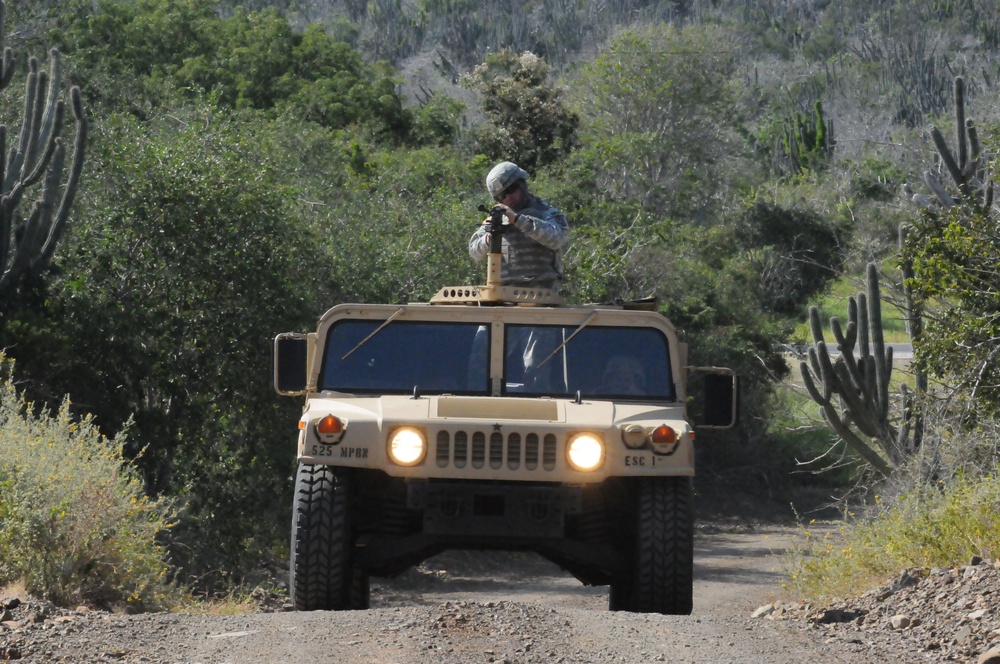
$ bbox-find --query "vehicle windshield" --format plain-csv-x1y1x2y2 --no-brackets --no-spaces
320,320,489,395
504,324,675,400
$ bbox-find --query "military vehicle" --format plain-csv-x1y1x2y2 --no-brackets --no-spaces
273,207,737,614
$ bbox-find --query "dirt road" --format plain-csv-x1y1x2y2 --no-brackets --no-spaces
2,523,897,663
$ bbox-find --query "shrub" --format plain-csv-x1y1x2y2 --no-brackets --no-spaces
786,473,1000,600
0,359,178,610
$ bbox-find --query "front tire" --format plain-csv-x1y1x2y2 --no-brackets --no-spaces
633,476,693,614
610,477,693,615
290,464,368,610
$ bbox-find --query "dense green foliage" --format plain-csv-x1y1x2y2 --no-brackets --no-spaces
1,0,999,602
906,205,1000,412
3,110,331,579
50,0,418,141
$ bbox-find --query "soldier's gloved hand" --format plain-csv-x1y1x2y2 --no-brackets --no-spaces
492,204,518,223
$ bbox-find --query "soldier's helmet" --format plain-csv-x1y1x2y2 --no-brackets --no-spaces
487,161,530,201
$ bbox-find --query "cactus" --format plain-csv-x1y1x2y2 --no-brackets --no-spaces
922,76,994,214
0,0,87,305
898,223,926,452
783,100,835,173
800,263,915,477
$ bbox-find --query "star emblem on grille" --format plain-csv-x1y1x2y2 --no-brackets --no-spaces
492,423,502,432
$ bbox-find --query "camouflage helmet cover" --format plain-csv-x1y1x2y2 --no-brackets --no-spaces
486,161,529,199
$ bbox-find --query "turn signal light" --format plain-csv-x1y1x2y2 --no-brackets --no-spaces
651,425,677,444
313,415,346,444
316,415,343,435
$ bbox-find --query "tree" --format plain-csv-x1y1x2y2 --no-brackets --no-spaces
572,23,744,219
902,75,999,414
904,204,1000,413
463,50,579,172
0,0,87,320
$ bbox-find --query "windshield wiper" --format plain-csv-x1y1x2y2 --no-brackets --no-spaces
340,307,406,360
534,310,600,369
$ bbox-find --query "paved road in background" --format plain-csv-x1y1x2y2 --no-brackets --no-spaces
785,343,912,360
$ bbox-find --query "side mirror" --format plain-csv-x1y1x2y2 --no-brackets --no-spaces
274,334,309,396
686,367,739,429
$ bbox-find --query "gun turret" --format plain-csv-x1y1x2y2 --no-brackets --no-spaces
428,205,563,306
478,204,508,286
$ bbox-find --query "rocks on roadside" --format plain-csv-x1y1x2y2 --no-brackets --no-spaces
979,646,1000,664
0,595,108,660
758,557,1000,662
888,614,911,630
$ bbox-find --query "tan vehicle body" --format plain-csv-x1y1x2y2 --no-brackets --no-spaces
275,258,736,616
291,303,694,482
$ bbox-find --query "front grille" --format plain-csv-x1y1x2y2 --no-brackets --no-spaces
435,430,558,472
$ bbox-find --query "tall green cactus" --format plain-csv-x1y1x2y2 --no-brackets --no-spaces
921,76,993,214
800,263,915,477
783,100,835,173
0,0,88,305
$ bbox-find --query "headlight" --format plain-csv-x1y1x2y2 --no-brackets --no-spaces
387,427,426,466
566,433,605,471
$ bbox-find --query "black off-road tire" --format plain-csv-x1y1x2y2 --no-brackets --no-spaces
632,476,693,615
609,477,693,614
290,464,368,610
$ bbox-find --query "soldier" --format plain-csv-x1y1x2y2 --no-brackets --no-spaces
469,161,569,290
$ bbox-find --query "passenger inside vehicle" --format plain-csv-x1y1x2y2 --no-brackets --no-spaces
599,355,647,396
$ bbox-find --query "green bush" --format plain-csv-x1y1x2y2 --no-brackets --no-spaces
734,199,847,314
0,360,178,610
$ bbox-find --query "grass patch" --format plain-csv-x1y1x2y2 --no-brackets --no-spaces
768,383,861,487
793,276,911,344
785,473,1000,600
0,359,181,611
174,589,263,615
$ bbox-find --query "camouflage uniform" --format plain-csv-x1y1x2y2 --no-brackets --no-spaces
468,193,569,289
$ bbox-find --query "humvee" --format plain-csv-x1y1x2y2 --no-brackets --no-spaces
273,209,737,615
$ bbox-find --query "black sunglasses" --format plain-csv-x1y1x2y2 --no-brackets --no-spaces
495,182,520,201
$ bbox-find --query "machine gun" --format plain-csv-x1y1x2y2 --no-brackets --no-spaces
477,204,510,256
477,204,511,288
